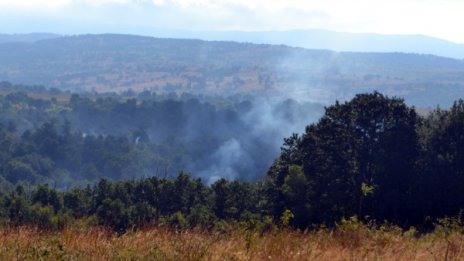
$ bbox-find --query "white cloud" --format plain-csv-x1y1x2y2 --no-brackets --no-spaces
0,0,463,43
0,0,71,9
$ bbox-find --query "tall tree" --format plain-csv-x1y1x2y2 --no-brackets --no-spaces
267,92,419,227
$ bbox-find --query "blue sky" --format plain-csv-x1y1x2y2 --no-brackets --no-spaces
1,0,463,43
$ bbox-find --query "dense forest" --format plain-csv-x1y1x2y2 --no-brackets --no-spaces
0,82,323,188
2,84,464,232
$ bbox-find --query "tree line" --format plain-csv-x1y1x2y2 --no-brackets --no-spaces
0,174,264,233
2,91,464,231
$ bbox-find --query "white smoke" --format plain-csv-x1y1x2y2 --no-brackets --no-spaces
195,98,323,183
200,138,253,184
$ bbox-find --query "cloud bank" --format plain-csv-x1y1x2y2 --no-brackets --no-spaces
0,0,463,43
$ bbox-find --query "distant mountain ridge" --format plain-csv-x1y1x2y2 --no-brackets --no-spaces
150,29,464,59
1,33,464,107
2,29,464,59
0,33,61,43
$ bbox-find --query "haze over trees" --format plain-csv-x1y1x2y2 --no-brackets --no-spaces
1,34,464,106
0,82,323,188
157,29,464,59
2,86,464,232
3,30,464,59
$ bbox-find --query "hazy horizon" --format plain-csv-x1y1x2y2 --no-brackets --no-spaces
0,0,463,44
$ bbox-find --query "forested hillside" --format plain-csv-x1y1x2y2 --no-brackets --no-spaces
0,82,323,188
4,0,464,258
2,91,464,233
1,34,464,106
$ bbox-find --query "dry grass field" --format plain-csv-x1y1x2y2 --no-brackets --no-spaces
0,223,463,261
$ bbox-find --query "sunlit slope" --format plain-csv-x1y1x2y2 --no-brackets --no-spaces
1,34,464,106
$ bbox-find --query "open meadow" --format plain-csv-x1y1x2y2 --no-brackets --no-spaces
1,224,463,261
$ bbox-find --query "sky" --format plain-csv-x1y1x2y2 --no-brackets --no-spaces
0,0,463,43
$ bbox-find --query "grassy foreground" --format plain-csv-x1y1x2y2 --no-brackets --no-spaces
1,224,464,261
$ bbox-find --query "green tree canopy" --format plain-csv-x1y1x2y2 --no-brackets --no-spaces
267,92,419,227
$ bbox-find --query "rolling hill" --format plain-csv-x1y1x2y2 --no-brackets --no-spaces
0,33,60,43
165,29,464,59
1,33,464,106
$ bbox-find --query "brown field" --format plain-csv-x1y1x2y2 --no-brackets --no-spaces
0,225,463,260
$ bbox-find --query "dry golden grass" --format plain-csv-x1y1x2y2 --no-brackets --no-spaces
0,225,463,260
